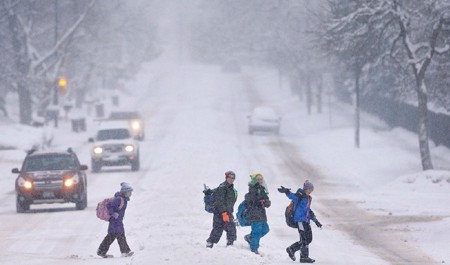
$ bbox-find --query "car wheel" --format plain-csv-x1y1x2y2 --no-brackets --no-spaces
16,195,29,213
91,160,101,173
75,191,87,210
131,157,140,171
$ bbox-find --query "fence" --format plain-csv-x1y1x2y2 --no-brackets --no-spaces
360,95,450,149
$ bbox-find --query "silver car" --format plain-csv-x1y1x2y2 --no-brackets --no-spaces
247,107,281,135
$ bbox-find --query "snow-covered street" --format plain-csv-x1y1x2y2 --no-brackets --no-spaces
1,52,449,265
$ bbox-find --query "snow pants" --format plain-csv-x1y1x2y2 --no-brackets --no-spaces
288,222,312,259
98,232,131,255
207,212,237,244
249,221,270,252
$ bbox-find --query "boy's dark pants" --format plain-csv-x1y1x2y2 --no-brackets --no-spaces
207,213,237,244
98,233,131,254
288,222,312,258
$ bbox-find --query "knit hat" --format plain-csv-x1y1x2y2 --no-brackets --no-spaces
249,173,269,194
303,180,314,191
249,173,263,185
120,182,133,193
225,170,236,178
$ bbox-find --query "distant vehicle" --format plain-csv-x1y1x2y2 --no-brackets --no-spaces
12,148,88,213
108,111,145,140
89,121,140,173
247,107,281,135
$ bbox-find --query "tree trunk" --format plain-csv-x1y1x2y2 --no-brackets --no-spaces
18,84,32,124
416,77,434,170
354,67,360,148
7,6,32,124
306,74,312,115
316,75,322,113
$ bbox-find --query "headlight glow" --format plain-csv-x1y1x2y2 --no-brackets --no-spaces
93,147,103,154
131,120,141,130
64,175,79,187
64,178,74,187
18,177,33,189
125,145,134,152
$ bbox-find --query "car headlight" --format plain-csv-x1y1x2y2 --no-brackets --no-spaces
125,145,134,152
93,146,103,154
131,120,141,130
64,175,79,187
18,177,33,190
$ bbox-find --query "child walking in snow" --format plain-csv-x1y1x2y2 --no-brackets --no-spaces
243,173,271,254
278,180,322,263
206,170,238,248
97,182,134,258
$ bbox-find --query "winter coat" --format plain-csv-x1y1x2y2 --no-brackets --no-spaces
244,182,271,222
214,181,237,214
106,192,128,235
286,188,313,223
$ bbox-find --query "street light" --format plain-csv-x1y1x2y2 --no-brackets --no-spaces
58,77,68,95
53,77,67,105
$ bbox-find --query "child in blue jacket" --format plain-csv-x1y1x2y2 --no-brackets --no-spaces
278,180,322,263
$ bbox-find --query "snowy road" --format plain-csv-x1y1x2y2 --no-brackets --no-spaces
0,60,443,264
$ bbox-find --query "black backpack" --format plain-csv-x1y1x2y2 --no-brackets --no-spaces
285,200,298,228
203,184,217,213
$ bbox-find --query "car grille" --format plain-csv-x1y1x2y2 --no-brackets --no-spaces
104,144,124,153
33,180,63,190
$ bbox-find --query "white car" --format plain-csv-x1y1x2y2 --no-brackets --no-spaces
247,107,281,135
108,111,145,141
89,121,140,172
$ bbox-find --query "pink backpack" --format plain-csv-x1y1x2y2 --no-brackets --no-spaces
96,197,125,221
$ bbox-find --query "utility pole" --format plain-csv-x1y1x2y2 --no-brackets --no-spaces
53,0,59,106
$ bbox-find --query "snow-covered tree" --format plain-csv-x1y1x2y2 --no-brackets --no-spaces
319,0,450,170
0,0,159,125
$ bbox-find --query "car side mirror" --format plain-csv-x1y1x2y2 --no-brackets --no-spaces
12,168,20,174
88,137,94,143
80,165,88,171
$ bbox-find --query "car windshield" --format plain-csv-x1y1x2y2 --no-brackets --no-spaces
109,112,138,120
253,108,277,119
23,155,77,171
96,128,131,141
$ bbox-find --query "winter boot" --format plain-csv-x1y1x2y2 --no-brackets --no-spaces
252,249,260,255
286,247,296,261
97,249,113,258
300,257,315,263
121,251,134,257
226,240,234,246
244,234,251,244
206,241,214,248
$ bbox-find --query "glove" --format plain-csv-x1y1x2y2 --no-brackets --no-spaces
111,212,119,219
314,219,322,229
259,199,266,206
222,212,230,223
277,186,290,194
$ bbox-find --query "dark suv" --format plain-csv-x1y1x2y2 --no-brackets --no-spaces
12,148,88,213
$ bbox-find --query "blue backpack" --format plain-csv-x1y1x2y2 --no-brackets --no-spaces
203,184,216,213
236,201,250,226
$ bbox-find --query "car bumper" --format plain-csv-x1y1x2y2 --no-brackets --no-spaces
92,153,138,166
16,185,84,204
